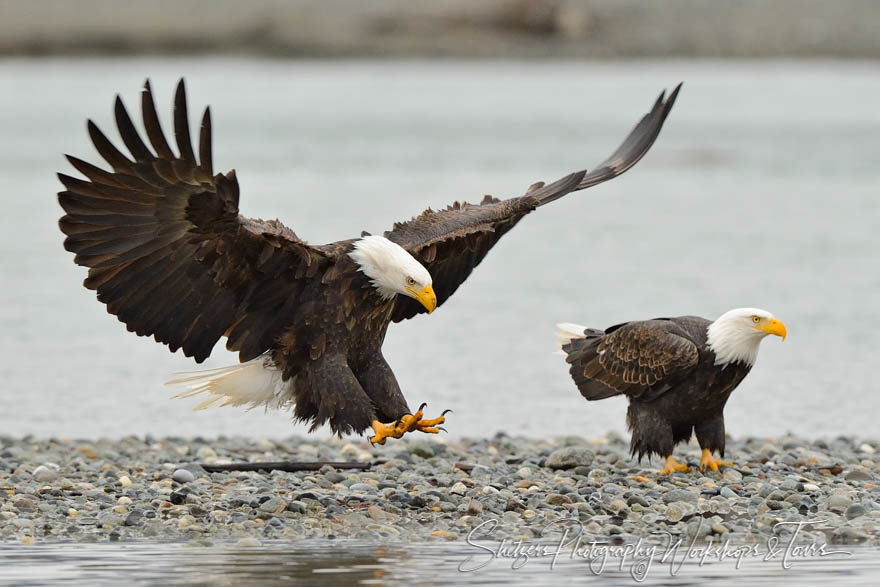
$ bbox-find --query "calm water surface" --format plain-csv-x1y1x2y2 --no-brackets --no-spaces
0,56,879,585
0,540,878,586
0,58,878,441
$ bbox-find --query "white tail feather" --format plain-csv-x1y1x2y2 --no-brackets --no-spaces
554,322,588,354
166,355,292,412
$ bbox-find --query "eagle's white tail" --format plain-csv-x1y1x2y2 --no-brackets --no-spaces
554,322,588,353
165,355,292,411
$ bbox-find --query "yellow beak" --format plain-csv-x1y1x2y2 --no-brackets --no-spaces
407,284,437,313
759,317,787,341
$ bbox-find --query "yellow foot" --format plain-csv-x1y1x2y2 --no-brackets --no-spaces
699,449,733,472
368,403,452,445
369,420,405,445
658,455,689,475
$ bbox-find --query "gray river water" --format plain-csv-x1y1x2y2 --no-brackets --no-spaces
0,540,877,586
2,58,877,441
0,60,880,437
0,57,879,585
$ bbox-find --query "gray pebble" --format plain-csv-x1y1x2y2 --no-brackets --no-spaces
349,483,375,493
32,465,59,483
845,470,874,482
171,469,195,484
0,434,879,545
123,511,143,526
258,497,286,515
845,504,867,520
663,489,698,504
827,494,853,512
449,482,467,496
545,493,572,506
722,468,743,481
627,495,650,507
408,441,436,459
832,527,869,544
545,447,595,470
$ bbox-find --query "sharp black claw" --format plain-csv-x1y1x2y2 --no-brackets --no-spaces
418,402,427,412
441,409,453,416
438,427,448,434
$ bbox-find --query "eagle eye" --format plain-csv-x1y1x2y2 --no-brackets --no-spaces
752,316,760,324
406,277,416,286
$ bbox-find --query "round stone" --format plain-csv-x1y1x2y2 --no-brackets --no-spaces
32,465,58,483
467,500,483,515
544,447,595,470
827,494,853,512
172,469,195,484
845,504,867,520
662,489,699,504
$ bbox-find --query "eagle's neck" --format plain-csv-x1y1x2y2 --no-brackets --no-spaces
706,318,761,367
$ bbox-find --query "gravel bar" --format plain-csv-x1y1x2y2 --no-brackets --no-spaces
1,433,878,546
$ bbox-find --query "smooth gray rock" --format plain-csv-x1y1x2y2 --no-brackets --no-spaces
545,493,572,506
828,494,853,512
172,469,195,484
32,465,58,483
663,489,699,504
720,487,738,498
832,527,869,544
845,504,867,520
845,470,874,481
544,447,595,470
408,441,436,459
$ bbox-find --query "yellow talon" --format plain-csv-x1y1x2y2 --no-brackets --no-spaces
369,420,404,445
368,405,451,445
699,449,733,472
658,455,689,475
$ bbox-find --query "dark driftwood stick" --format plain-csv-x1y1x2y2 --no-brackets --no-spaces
198,461,371,473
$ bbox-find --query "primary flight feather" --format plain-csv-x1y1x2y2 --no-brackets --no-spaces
58,79,680,444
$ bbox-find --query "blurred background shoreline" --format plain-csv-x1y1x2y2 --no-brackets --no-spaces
2,0,879,60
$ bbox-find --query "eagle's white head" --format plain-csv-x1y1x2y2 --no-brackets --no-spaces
706,307,787,366
349,235,436,311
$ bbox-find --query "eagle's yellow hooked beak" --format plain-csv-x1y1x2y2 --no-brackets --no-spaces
407,284,437,313
758,317,787,341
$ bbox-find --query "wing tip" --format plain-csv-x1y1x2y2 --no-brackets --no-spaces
663,81,683,113
175,78,187,100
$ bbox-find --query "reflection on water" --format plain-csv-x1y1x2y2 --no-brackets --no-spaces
0,540,877,586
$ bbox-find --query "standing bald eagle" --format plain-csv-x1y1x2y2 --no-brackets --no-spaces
58,79,679,444
557,308,786,473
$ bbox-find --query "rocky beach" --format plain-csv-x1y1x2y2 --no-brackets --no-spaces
1,433,878,548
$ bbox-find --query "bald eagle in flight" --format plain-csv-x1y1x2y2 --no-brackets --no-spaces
58,80,679,444
557,308,786,474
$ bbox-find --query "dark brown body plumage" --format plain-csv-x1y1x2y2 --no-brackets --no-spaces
561,316,751,460
57,79,679,435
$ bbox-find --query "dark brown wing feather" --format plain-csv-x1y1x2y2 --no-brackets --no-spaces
564,319,699,400
58,79,333,363
386,83,681,321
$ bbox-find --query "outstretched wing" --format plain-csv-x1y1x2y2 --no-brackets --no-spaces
58,80,333,363
386,83,681,321
566,319,699,400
